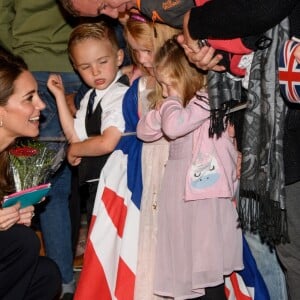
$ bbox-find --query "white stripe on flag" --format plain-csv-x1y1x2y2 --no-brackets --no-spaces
90,150,140,298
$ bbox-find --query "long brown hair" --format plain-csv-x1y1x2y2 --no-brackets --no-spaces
0,47,28,200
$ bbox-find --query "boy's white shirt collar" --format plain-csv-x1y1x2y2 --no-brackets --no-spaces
93,70,123,101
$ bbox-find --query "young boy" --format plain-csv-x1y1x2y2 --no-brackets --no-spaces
47,22,129,226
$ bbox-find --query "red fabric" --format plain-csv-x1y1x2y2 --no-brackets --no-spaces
230,54,247,77
194,0,252,77
102,187,127,237
208,39,252,54
74,241,112,300
115,258,135,300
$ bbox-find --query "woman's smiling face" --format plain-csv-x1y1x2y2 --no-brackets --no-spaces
0,70,45,140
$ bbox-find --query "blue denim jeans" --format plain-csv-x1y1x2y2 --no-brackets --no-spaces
244,232,288,300
33,72,81,285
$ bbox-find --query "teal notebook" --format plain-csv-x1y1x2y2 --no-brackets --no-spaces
2,183,51,208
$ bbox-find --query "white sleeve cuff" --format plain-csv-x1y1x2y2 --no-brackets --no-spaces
291,36,300,43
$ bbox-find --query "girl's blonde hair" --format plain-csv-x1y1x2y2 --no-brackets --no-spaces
124,14,179,71
153,38,207,107
123,14,179,108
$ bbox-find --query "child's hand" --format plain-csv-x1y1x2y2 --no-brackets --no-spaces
121,64,143,85
67,143,82,166
227,123,236,139
47,74,65,99
155,99,164,110
226,123,242,179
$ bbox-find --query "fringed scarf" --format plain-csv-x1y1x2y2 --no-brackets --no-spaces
238,18,290,246
207,71,243,137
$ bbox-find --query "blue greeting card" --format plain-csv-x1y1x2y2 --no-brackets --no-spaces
2,183,51,208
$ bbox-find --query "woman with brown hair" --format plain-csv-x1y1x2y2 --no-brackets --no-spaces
0,47,61,300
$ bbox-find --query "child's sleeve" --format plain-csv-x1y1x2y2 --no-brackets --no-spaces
159,95,210,140
74,91,90,141
136,109,163,142
101,84,128,134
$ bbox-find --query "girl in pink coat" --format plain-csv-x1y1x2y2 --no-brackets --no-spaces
137,38,243,299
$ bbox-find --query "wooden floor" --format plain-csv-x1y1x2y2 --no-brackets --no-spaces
35,230,46,256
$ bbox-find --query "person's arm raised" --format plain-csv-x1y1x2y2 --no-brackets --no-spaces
47,74,80,143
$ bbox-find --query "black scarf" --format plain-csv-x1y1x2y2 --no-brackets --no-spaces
238,18,290,246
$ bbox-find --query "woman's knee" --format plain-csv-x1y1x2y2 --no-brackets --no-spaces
8,225,40,262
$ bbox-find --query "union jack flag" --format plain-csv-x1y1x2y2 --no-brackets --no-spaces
279,40,300,103
225,236,270,300
74,78,269,299
74,79,142,300
75,156,269,300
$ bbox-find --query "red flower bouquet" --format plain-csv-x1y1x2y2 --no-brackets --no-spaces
9,139,57,191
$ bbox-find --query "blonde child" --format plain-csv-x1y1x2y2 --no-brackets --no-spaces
137,38,243,299
123,13,180,300
47,22,129,226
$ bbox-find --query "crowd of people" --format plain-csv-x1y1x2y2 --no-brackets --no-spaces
1,0,300,299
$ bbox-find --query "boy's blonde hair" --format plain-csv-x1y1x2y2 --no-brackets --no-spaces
68,22,120,62
153,38,207,107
